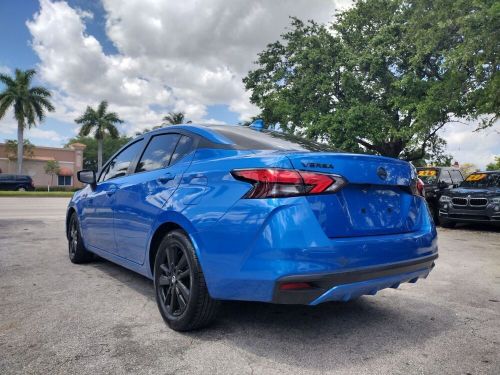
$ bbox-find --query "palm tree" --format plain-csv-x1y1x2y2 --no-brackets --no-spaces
75,101,123,171
0,69,54,174
162,112,186,125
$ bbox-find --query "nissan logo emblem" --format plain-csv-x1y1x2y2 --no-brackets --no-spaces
377,167,387,180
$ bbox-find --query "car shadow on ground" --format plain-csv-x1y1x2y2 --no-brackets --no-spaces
449,223,500,233
89,257,456,370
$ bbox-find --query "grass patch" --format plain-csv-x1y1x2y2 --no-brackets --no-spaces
0,191,75,197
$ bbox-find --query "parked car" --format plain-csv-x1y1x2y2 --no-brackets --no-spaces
0,174,35,191
438,170,500,227
416,167,464,223
66,124,438,331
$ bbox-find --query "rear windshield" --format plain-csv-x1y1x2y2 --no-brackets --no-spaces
460,173,500,188
210,126,335,152
417,168,438,184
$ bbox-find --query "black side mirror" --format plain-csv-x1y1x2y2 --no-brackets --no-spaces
77,170,96,186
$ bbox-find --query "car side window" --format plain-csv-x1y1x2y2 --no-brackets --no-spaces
439,170,452,184
449,170,463,184
100,140,145,182
170,135,194,165
136,134,180,173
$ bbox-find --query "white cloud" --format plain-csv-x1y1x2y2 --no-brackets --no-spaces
26,0,350,135
0,65,12,75
439,120,500,169
26,127,67,143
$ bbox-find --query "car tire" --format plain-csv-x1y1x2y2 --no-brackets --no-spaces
68,213,94,263
439,218,456,228
154,229,219,331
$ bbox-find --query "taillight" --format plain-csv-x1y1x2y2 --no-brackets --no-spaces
231,168,347,199
409,177,425,197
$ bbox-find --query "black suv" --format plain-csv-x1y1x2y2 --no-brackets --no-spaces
417,167,464,223
438,171,500,227
0,174,35,191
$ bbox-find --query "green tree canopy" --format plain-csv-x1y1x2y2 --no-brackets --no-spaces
0,69,54,173
4,139,35,160
75,100,123,170
66,135,131,171
243,0,499,161
486,156,500,171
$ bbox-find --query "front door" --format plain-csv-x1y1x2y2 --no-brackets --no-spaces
113,133,195,264
82,139,145,255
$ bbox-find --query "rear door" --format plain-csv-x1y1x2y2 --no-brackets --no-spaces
113,133,196,264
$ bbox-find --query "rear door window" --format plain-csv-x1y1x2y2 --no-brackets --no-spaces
136,134,180,173
170,135,194,165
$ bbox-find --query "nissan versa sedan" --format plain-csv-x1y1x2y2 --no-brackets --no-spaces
66,124,438,331
438,170,500,227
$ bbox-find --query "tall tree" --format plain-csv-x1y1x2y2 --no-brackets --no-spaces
486,156,500,171
162,112,185,125
65,135,131,171
243,0,499,161
44,160,60,192
0,69,54,173
75,101,123,171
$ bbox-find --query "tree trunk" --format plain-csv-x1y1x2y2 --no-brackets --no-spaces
97,138,103,172
17,122,24,174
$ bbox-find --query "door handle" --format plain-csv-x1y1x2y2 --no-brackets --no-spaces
158,173,175,184
106,185,117,196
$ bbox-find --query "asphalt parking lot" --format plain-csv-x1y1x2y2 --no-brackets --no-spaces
0,197,499,375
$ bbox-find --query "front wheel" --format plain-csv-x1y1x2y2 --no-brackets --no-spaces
68,213,94,263
154,230,219,331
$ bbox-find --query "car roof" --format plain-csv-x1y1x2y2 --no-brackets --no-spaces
145,124,236,145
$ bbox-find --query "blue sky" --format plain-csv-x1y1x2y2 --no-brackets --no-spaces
0,0,246,148
0,0,498,167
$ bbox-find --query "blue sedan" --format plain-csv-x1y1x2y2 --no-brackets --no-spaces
66,124,438,331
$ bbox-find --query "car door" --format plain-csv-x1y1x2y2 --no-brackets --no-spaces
81,139,145,254
113,133,196,264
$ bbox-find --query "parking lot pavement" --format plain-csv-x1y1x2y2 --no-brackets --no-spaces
0,198,499,375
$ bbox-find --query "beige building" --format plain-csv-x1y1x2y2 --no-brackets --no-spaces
0,142,86,188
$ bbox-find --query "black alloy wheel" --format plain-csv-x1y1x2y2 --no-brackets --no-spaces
68,213,93,263
154,230,219,331
157,241,192,317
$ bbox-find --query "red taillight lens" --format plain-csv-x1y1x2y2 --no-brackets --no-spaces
231,168,347,199
417,178,425,196
279,282,313,291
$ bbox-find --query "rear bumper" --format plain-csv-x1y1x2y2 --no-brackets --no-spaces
273,254,437,305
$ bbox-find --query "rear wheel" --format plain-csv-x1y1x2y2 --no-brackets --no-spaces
68,213,94,263
154,230,219,331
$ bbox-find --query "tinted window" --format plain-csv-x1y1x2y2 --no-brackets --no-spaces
210,126,335,151
440,170,452,184
16,175,30,181
170,135,194,165
100,140,144,182
0,175,13,181
449,169,463,184
460,173,500,188
136,134,180,173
